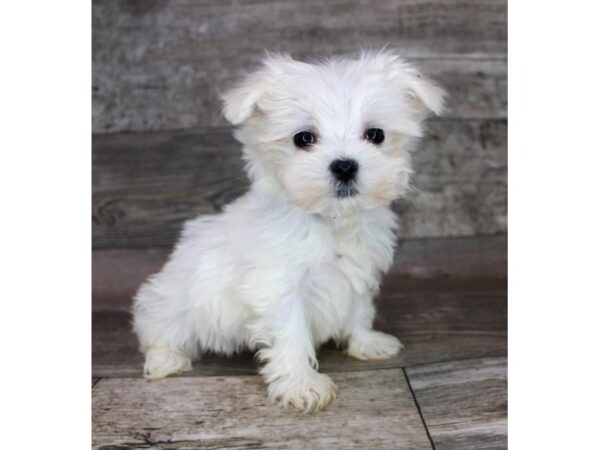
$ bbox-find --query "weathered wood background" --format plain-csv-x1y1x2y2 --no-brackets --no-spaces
92,1,507,448
92,0,507,248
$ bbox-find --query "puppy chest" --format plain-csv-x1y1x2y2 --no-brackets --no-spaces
302,253,379,329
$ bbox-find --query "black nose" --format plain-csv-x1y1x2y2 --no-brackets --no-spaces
330,159,359,182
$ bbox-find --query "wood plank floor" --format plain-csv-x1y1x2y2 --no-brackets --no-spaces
92,236,507,449
406,357,508,449
94,370,432,450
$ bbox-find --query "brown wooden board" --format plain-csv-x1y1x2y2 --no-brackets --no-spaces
93,0,507,133
392,235,507,279
93,279,506,378
92,369,432,450
93,120,507,249
92,235,506,311
406,357,507,449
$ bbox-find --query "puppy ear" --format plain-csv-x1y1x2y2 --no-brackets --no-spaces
221,69,268,125
365,50,447,117
403,66,447,117
221,53,296,125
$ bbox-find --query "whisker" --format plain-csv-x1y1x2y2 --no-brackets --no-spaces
405,184,432,210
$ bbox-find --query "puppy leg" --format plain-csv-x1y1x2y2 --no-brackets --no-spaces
143,345,193,379
252,296,337,412
346,296,404,361
133,284,196,379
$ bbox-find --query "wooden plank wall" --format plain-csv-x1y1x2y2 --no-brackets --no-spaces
92,0,507,248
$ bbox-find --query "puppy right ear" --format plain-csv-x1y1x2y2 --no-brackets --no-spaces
222,69,268,125
221,53,295,126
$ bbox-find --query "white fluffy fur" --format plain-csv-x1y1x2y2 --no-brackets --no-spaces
133,50,445,412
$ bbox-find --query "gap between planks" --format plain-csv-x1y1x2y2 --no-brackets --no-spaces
404,367,437,450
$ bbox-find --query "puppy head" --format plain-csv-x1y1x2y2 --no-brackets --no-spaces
222,50,446,216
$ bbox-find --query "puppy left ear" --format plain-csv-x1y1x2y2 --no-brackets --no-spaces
368,51,447,118
403,67,447,117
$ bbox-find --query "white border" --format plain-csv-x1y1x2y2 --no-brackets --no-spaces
2,0,600,448
0,1,91,448
510,1,600,448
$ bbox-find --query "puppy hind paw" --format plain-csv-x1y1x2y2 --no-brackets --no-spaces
143,346,193,379
346,331,404,361
268,371,338,413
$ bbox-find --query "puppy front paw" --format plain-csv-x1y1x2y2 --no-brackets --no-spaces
346,330,404,361
267,371,337,413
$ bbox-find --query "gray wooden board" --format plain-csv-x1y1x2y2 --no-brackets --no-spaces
93,56,506,134
92,369,432,450
406,357,507,450
92,282,506,378
93,0,507,133
93,119,507,248
93,235,506,311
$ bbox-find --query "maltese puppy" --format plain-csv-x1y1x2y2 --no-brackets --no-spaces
133,50,445,412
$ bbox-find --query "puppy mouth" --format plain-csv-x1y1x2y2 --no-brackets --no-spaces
334,182,359,198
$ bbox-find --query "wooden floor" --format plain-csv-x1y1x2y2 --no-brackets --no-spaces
92,236,507,450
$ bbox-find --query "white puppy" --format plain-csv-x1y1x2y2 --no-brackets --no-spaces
133,50,445,412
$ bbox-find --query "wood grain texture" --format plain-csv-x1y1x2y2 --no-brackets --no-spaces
406,357,507,449
392,235,506,279
92,369,432,450
92,0,507,133
92,235,506,311
93,120,507,248
93,248,169,311
92,279,506,378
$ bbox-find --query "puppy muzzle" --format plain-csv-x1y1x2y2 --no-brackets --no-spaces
330,159,359,198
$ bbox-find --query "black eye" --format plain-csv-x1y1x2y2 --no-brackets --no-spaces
365,128,385,144
293,131,316,149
